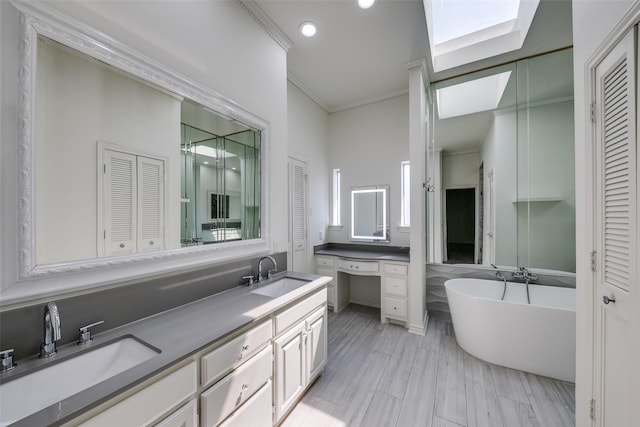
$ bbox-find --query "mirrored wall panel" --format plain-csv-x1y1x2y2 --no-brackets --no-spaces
180,104,260,246
34,35,261,265
427,48,575,273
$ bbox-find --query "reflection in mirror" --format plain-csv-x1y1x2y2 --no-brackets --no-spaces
34,35,261,266
180,104,260,246
350,187,389,242
427,48,575,273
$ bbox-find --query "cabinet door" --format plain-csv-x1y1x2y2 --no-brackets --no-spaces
274,322,306,422
305,306,327,382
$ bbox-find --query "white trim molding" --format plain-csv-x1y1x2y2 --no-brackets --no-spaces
238,0,293,52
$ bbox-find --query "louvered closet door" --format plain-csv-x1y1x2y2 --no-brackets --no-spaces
594,27,637,427
137,156,165,252
104,150,137,256
288,157,308,272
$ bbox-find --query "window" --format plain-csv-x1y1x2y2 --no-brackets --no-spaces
332,168,341,226
401,161,410,226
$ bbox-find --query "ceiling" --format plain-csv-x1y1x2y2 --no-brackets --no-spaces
254,0,573,116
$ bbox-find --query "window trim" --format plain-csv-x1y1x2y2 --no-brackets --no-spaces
331,168,341,226
401,161,410,227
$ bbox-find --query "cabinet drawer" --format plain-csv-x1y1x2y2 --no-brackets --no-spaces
275,289,327,335
154,399,197,427
382,262,408,276
383,296,408,320
219,381,272,427
337,259,378,274
81,362,197,427
316,256,335,268
383,277,407,297
201,346,272,427
201,319,272,387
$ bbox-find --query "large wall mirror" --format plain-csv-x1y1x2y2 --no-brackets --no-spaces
10,2,269,292
427,48,575,273
350,186,389,243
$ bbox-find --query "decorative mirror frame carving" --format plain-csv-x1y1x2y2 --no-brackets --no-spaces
11,2,271,286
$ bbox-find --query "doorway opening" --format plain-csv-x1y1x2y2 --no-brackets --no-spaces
444,187,476,264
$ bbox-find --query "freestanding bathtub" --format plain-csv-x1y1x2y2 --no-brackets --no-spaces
444,278,576,382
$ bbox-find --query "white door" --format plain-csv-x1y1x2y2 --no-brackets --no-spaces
593,27,637,427
288,157,308,272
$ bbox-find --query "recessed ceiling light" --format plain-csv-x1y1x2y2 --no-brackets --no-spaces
358,0,376,9
299,21,317,37
203,161,209,164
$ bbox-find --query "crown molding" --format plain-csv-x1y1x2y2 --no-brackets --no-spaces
238,0,293,52
287,72,330,112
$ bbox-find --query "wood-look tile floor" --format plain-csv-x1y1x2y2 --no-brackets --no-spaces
281,304,575,427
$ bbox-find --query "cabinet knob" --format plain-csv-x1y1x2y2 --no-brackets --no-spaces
119,243,125,248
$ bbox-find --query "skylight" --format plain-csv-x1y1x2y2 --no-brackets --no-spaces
436,71,511,119
424,0,539,72
431,0,519,45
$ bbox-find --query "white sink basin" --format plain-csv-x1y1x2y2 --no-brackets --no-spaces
250,277,309,298
0,336,159,426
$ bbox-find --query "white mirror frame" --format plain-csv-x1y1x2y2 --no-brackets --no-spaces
5,1,270,300
350,187,388,242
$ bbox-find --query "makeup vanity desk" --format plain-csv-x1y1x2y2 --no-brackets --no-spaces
313,244,410,325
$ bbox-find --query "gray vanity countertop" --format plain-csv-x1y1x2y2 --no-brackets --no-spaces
8,271,331,427
315,248,410,263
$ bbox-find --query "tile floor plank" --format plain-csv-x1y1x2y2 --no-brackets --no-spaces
282,305,575,427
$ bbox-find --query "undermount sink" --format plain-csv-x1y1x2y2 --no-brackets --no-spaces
0,336,159,426
250,277,309,298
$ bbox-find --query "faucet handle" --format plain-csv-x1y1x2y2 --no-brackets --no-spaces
0,349,16,373
267,269,276,279
78,320,104,345
242,275,255,285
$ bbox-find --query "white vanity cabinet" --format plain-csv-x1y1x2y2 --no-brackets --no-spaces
314,254,409,327
381,262,409,323
66,284,328,427
273,290,328,423
77,361,198,427
200,319,273,427
315,255,336,309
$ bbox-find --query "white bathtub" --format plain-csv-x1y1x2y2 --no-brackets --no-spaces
444,278,576,382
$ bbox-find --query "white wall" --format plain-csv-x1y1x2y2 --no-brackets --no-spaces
517,101,575,272
572,1,636,426
482,112,518,266
0,0,288,298
327,94,410,247
287,82,330,272
35,38,181,264
441,151,480,188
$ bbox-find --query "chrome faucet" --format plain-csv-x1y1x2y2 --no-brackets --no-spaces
513,267,538,284
258,256,277,281
512,267,537,304
40,302,61,358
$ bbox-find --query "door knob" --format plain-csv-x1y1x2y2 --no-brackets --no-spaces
603,295,616,304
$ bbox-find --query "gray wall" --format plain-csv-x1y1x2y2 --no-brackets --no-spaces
0,253,286,360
